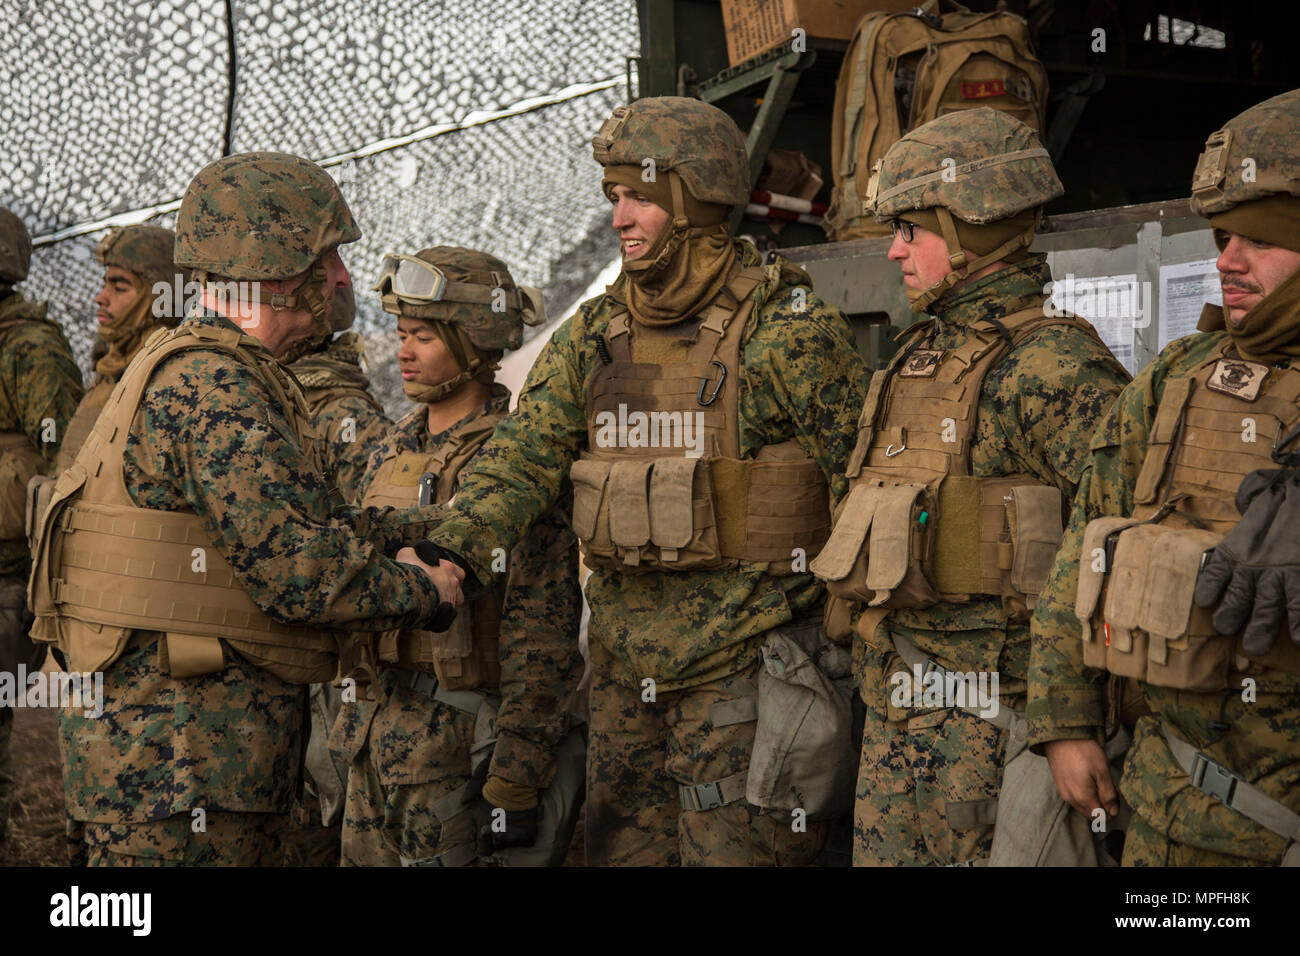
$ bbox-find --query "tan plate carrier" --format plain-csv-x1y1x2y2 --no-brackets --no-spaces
26,323,338,684
1075,342,1300,690
572,265,831,575
359,411,503,690
813,307,1092,617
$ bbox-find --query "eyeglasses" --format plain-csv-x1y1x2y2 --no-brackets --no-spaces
889,219,916,243
372,253,448,302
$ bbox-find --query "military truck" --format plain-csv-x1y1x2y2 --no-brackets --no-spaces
630,0,1300,371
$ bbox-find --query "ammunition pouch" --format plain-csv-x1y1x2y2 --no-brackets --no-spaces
813,473,1063,614
1076,518,1233,691
570,449,829,575
746,622,857,819
374,592,501,692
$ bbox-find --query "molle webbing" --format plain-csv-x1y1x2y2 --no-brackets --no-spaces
1129,342,1300,676
583,266,831,569
360,407,502,689
57,378,114,471
28,323,337,682
835,307,1093,599
362,412,504,509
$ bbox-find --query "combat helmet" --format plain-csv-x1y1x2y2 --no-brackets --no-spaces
175,151,359,354
866,108,1062,310
592,96,750,211
1190,89,1300,252
373,245,546,402
0,205,32,285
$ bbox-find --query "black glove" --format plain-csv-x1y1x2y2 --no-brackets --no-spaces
461,752,539,856
1194,467,1300,654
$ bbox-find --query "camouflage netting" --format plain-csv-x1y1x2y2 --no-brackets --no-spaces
1,0,637,414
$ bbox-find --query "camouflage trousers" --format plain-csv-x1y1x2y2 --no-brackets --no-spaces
854,651,1020,866
333,670,482,867
584,640,828,867
82,811,288,866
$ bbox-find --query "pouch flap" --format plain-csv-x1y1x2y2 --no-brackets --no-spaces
1104,524,1160,631
608,459,652,548
162,632,226,678
809,482,878,582
1008,484,1065,596
866,483,926,594
569,458,610,541
1076,516,1141,626
648,457,697,550
388,452,435,486
1138,528,1222,640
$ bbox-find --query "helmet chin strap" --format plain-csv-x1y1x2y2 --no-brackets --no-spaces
265,261,334,364
909,207,1039,313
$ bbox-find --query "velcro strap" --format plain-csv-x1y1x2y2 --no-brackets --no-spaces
932,476,983,595
162,632,226,678
1161,725,1300,848
710,695,758,728
679,770,749,812
607,460,652,550
648,457,696,550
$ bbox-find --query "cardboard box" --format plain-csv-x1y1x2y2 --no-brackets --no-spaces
720,0,917,67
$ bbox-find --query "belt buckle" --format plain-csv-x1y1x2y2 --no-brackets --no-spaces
687,781,724,812
1190,750,1240,805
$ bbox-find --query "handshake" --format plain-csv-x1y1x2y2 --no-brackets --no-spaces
396,540,473,631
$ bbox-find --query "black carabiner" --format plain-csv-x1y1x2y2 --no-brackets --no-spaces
697,360,726,406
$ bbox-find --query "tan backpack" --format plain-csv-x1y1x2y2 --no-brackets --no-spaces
825,1,1049,240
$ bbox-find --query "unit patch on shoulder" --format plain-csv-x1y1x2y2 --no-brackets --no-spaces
1205,358,1269,401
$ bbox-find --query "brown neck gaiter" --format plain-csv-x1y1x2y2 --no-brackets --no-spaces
603,166,738,328
1216,263,1300,363
95,274,159,379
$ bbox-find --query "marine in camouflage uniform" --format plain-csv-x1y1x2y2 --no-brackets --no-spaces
1029,91,1300,866
282,285,391,866
289,286,391,502
420,98,869,866
331,246,583,867
829,110,1129,866
51,224,183,864
57,224,184,470
27,153,462,866
0,205,82,850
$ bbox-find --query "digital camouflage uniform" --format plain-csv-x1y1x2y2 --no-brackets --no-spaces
0,206,83,850
843,110,1130,866
52,223,181,864
289,292,392,503
283,302,391,867
36,153,447,866
333,388,583,866
332,245,582,867
1029,91,1300,866
423,216,867,863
